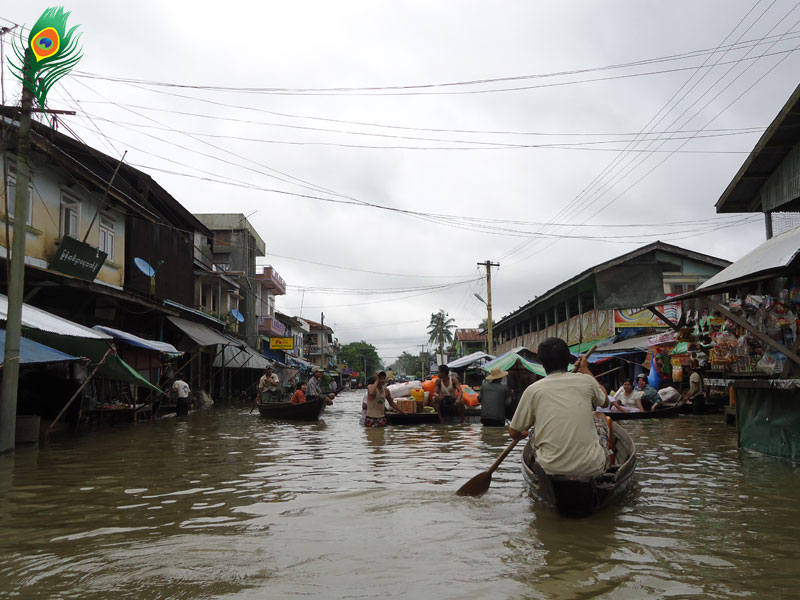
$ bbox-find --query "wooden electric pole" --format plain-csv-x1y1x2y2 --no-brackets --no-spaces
0,54,34,453
478,260,499,356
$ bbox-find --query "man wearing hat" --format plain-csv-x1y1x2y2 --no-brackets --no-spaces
307,366,335,405
479,367,512,426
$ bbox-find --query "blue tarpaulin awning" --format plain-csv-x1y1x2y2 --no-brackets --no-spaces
0,330,80,365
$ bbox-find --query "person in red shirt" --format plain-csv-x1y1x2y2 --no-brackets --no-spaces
290,383,308,404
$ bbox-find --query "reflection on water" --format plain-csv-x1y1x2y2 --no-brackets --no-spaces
1,391,799,599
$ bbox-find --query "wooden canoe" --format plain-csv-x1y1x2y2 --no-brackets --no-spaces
607,403,680,421
384,406,482,425
521,423,636,517
257,396,327,421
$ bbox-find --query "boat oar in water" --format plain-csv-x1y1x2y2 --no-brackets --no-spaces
456,344,598,497
455,438,520,497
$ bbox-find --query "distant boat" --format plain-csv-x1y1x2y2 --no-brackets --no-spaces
257,396,327,421
521,423,636,517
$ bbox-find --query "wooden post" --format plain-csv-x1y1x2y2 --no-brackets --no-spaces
647,306,681,333
48,349,113,433
0,62,34,453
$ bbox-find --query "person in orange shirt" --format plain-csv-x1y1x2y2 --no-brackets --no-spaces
290,383,308,404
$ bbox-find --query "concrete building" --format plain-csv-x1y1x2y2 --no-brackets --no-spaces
493,241,731,355
193,214,273,349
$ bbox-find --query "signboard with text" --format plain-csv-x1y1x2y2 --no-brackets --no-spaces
269,337,294,350
49,236,106,281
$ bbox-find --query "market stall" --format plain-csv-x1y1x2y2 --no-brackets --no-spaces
647,225,800,462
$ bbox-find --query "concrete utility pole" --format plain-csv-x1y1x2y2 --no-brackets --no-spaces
419,343,426,379
0,60,34,453
320,312,325,372
478,260,499,356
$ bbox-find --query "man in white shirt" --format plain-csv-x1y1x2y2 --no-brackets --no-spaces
509,338,609,477
171,374,191,417
258,366,281,403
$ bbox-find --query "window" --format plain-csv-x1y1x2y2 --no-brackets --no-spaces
213,262,231,272
214,230,231,246
98,215,115,261
60,194,81,239
6,161,33,226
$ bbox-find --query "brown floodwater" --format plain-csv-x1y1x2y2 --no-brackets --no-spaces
1,390,799,599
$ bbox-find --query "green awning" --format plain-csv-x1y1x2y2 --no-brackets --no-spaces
23,330,163,395
482,352,547,377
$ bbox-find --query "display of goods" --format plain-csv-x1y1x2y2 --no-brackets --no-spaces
387,380,422,399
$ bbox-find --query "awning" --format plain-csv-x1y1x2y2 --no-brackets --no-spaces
93,325,181,355
213,334,271,370
0,297,162,394
0,293,112,340
448,351,495,370
593,335,653,352
696,224,800,293
482,351,547,377
0,330,80,365
286,354,313,370
262,348,287,366
167,316,232,347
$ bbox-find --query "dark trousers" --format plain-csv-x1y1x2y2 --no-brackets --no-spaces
176,397,189,417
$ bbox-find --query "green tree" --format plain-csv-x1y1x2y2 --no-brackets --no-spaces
478,317,494,331
340,341,382,383
428,310,456,363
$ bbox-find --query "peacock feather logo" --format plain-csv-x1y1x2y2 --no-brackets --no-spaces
8,7,82,118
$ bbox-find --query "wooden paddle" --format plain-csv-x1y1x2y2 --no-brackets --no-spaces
455,438,520,497
455,344,598,497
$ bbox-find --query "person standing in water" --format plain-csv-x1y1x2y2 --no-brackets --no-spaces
364,371,408,427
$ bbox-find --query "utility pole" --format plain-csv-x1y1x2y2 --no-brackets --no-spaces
320,312,325,374
419,343,426,380
0,54,34,453
478,260,500,356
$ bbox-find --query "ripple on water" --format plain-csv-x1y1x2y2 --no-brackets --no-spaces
1,397,799,599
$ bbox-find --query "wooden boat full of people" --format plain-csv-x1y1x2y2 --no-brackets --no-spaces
522,421,636,517
256,396,327,421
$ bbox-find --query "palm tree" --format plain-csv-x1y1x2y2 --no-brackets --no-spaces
427,310,456,364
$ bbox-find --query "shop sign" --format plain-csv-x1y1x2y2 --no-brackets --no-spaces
269,337,294,350
615,306,672,328
49,236,107,281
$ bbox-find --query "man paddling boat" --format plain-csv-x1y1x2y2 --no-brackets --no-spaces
508,337,611,477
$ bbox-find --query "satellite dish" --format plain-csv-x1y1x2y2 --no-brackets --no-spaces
134,257,156,277
231,309,245,323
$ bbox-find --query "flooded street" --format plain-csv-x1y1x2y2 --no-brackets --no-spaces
2,390,799,599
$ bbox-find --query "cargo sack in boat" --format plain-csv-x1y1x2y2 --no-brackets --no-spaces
387,380,423,399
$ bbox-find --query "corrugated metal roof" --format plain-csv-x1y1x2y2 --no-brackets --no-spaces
696,224,800,292
93,325,181,354
167,316,232,347
0,294,111,339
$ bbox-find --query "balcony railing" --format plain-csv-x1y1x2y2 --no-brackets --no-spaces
256,266,286,295
258,316,287,337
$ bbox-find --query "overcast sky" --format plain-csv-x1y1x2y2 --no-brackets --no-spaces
3,1,798,364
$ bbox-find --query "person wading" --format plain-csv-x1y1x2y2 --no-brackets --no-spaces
363,370,408,427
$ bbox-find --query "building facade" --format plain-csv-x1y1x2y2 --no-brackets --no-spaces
493,242,731,355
